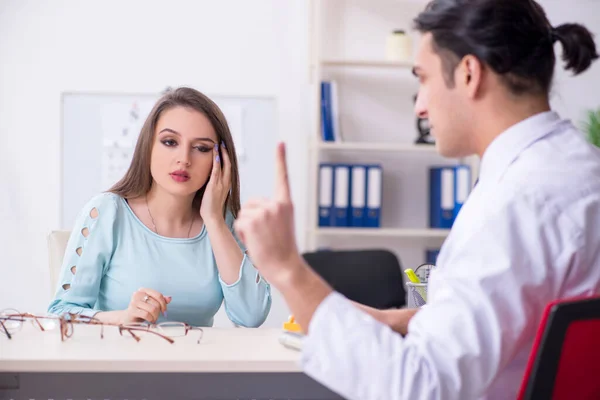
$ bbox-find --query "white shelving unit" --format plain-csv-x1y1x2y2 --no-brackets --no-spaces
313,228,451,238
321,59,414,68
315,141,439,153
305,0,479,257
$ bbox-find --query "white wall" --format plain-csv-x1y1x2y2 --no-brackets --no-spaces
0,0,310,328
542,0,600,122
1,0,599,325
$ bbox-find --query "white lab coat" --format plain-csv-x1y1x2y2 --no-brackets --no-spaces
301,111,600,400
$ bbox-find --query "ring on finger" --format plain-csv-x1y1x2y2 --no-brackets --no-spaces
143,295,150,303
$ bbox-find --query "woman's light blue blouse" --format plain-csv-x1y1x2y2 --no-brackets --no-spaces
48,193,271,327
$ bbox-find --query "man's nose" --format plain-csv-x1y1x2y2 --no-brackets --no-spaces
414,93,428,119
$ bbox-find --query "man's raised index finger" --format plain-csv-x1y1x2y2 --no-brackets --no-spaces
275,142,291,202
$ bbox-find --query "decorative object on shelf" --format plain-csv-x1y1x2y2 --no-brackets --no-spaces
414,94,435,145
386,30,412,62
582,108,600,148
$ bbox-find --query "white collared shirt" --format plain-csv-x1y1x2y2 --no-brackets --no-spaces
302,111,600,400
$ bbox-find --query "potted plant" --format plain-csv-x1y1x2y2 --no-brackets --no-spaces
582,108,600,148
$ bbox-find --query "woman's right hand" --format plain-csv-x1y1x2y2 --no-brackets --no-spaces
121,288,171,324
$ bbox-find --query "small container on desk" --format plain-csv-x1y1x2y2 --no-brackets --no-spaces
279,316,304,351
406,282,428,308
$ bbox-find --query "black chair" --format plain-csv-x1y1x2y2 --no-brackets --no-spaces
302,249,406,309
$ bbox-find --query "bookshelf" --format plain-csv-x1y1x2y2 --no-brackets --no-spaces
321,59,414,68
315,141,439,153
305,0,479,264
313,228,450,239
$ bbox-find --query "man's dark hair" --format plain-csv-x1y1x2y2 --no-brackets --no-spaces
413,0,599,95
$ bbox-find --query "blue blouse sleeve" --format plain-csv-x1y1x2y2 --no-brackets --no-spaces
47,193,119,318
218,210,272,327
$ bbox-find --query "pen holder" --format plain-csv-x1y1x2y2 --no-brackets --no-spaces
406,282,428,308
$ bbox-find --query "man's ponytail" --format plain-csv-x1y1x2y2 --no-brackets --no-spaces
553,23,599,75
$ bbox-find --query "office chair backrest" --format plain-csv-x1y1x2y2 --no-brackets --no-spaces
302,249,406,309
518,296,600,400
47,230,71,296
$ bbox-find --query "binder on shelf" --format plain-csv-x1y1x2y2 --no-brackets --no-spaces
426,249,440,265
330,80,343,142
318,164,334,227
365,164,382,228
429,166,455,228
333,164,351,227
320,81,334,142
350,165,367,227
454,164,471,219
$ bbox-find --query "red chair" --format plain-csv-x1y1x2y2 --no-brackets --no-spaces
518,296,600,399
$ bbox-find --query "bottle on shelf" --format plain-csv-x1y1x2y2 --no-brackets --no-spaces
385,30,412,63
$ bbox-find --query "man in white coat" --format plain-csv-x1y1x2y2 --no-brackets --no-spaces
235,0,600,398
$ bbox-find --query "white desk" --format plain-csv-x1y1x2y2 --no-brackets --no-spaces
0,324,342,400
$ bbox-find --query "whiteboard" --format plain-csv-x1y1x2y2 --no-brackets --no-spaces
60,92,277,229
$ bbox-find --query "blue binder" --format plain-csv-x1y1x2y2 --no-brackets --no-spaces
333,164,350,227
350,165,367,227
365,164,382,228
318,164,334,227
429,166,455,228
454,165,471,220
426,249,440,265
320,82,334,142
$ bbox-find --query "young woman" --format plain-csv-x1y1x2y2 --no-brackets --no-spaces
48,87,271,328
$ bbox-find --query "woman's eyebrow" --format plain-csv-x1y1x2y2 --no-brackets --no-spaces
159,128,216,143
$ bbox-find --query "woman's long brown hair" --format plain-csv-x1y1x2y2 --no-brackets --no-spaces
108,87,241,218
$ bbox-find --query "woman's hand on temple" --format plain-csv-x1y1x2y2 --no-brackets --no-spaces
200,142,231,225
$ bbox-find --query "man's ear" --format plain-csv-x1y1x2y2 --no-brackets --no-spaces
457,55,483,99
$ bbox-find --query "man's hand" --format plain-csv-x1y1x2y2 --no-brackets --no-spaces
352,301,420,336
235,142,303,287
235,142,333,332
